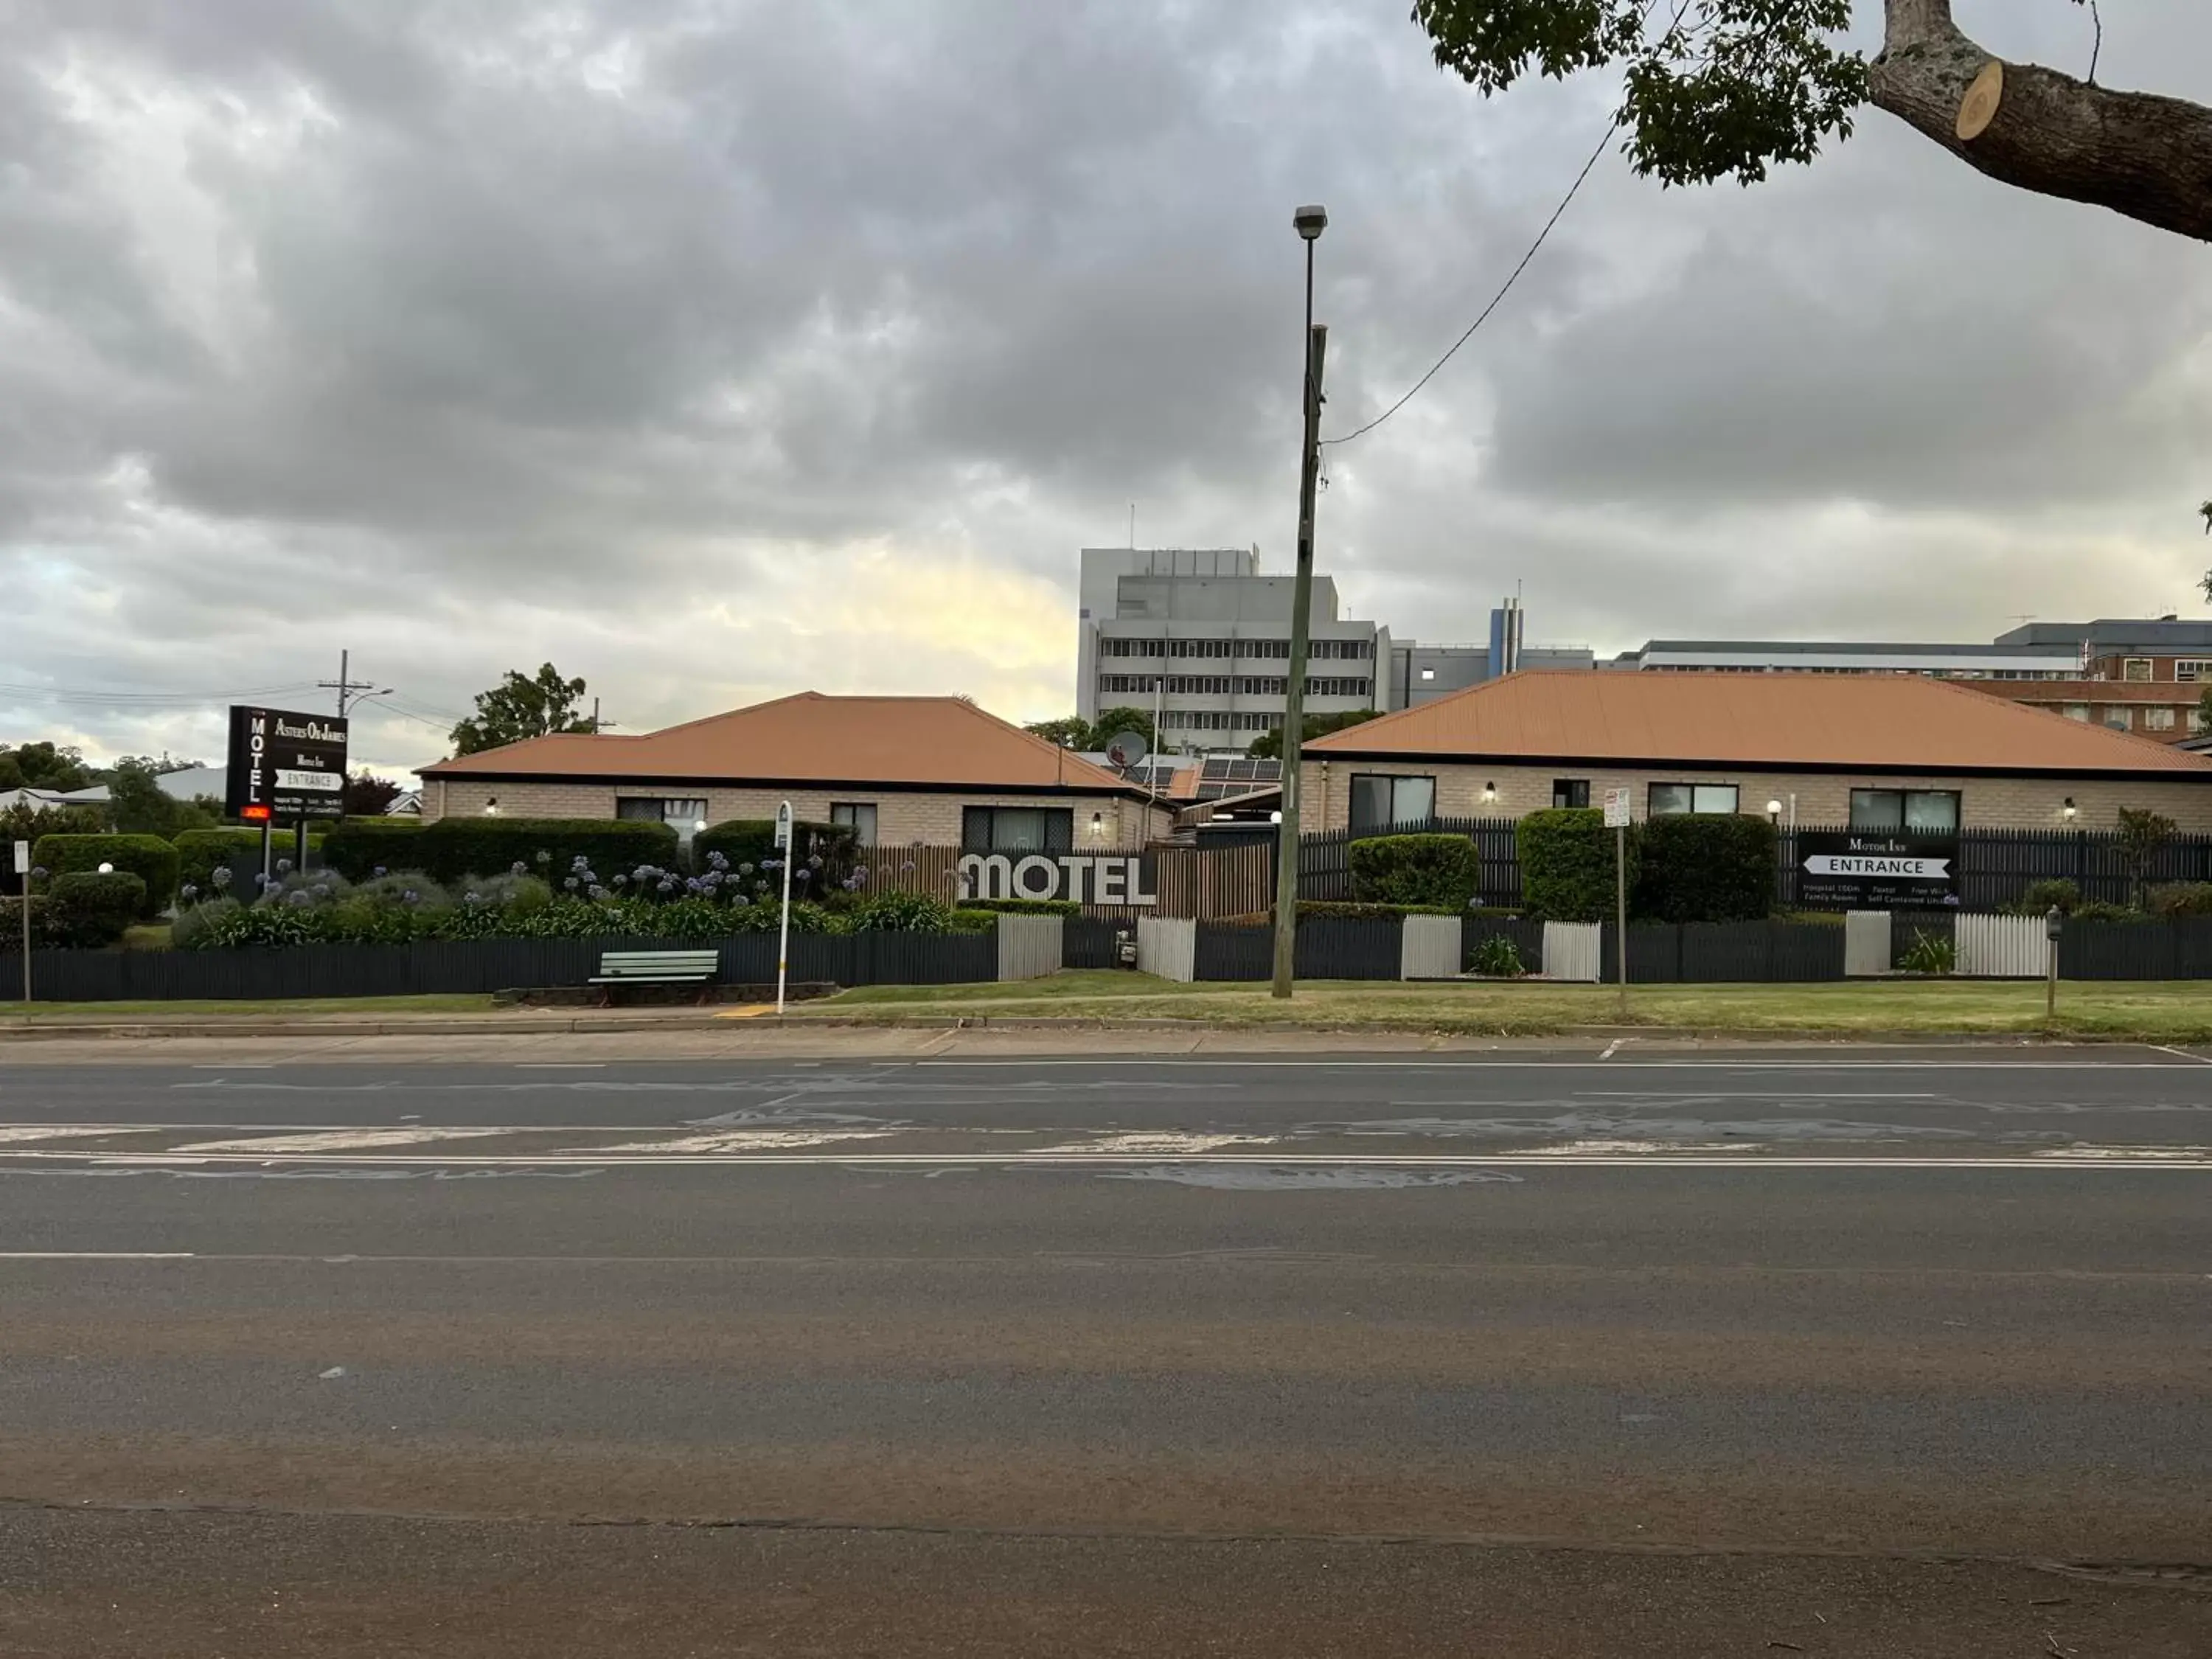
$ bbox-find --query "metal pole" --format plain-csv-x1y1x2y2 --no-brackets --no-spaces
337,649,349,716
15,841,29,1004
775,801,794,1015
2046,906,2061,1023
1615,822,1628,1017
260,820,273,886
1270,254,1326,999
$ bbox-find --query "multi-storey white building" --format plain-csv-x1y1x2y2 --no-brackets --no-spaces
1077,548,1390,751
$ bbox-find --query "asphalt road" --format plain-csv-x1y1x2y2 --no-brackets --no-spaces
3,1045,2209,1655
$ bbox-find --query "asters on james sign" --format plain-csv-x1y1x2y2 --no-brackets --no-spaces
1796,830,1960,910
225,706,349,822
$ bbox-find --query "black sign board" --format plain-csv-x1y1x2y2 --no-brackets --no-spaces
1797,830,1960,910
225,706,349,822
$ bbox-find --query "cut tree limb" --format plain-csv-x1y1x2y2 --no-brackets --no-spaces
1871,0,2212,243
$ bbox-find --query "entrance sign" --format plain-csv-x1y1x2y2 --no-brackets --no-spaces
959,852,1158,907
225,706,348,822
1601,788,1631,830
1798,831,1960,909
10,841,27,875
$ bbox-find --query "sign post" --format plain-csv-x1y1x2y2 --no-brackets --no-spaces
1603,789,1631,1015
774,801,793,1015
1795,832,1961,911
227,706,348,894
2045,905,2064,1023
12,840,29,1004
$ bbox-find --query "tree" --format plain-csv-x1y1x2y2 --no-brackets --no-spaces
1088,706,1158,755
1024,717,1093,750
1248,709,1382,761
102,757,215,838
2114,805,2177,910
450,664,592,757
1411,1,2212,244
0,740,93,792
343,771,406,816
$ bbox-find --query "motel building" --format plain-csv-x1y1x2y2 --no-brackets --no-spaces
419,692,1172,858
1299,672,2212,833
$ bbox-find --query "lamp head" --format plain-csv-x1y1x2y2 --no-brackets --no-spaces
1292,204,1328,241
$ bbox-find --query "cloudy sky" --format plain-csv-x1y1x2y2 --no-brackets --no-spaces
4,0,2208,778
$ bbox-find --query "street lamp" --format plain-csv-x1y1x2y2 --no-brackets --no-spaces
1271,204,1329,1001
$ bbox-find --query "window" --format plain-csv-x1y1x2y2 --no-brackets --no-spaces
616,796,710,839
2103,707,2132,731
1419,667,1436,681
2177,660,2212,684
2062,703,2090,722
1647,783,1739,816
2124,658,2154,682
1849,789,1960,832
1552,779,1590,809
830,802,878,842
1349,773,1436,832
961,806,1073,852
2146,707,2177,732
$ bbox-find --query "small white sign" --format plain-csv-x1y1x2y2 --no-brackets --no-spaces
773,801,793,849
274,770,343,791
1601,787,1631,830
10,840,27,875
1804,854,1952,880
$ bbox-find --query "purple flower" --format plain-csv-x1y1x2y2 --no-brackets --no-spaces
534,850,551,865
564,877,580,890
510,860,526,876
180,883,199,900
588,884,609,901
403,888,420,904
738,863,754,875
276,858,293,875
286,890,310,908
656,879,675,894
372,866,387,878
613,873,628,886
30,866,46,879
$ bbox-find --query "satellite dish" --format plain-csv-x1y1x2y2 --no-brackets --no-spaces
1103,731,1150,770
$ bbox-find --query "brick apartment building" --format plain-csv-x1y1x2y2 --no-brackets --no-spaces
420,693,1170,849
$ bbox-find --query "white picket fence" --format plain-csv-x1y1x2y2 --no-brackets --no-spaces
1136,916,1197,983
1399,916,1463,980
1542,922,1603,984
1955,913,2051,978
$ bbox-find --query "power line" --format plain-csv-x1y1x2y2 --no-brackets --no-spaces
0,680,321,707
1319,116,1618,449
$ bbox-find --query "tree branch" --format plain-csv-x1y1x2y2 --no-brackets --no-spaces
1871,0,2212,243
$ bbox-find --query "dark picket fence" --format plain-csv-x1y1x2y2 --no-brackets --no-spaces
13,931,998,1003
2058,918,2212,980
1193,919,1405,981
1277,821,2212,916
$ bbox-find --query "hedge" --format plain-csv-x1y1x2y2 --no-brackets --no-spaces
693,818,858,878
1348,833,1481,911
44,871,145,947
324,817,678,887
1515,809,1627,923
1635,814,1778,924
1298,900,1456,920
30,834,178,917
958,897,1082,917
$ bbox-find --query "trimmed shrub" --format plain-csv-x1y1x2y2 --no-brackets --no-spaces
44,871,147,947
2146,882,2212,919
1348,833,1481,911
2010,878,2083,917
1297,900,1455,920
958,897,1081,917
31,834,178,916
1635,814,1777,924
173,828,268,897
330,817,679,888
1516,809,1624,923
321,818,425,881
2071,900,2149,924
0,897,61,950
692,818,858,879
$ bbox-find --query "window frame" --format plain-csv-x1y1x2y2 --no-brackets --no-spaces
2144,706,2177,732
2123,658,2154,682
1551,779,1590,810
960,805,1074,853
1646,782,1739,817
1348,773,1437,833
829,801,879,843
1848,787,1961,834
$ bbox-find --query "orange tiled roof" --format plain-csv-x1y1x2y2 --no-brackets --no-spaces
1304,671,2212,776
422,693,1144,795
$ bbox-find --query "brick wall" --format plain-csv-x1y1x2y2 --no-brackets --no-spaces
423,778,1169,846
1304,760,2212,833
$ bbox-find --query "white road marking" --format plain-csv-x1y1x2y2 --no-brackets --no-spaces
899,1058,2212,1071
1027,1132,1282,1155
2152,1046,2212,1065
2031,1144,2212,1161
515,1063,606,1069
1598,1039,1625,1062
1570,1091,1944,1100
5,1150,2211,1171
170,1128,515,1153
585,1130,896,1152
0,1251,195,1259
0,1127,143,1145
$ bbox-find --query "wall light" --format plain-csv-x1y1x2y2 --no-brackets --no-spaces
484,797,500,815
2062,797,2078,821
694,818,709,833
1089,812,1106,840
1765,799,1783,818
1481,781,1498,803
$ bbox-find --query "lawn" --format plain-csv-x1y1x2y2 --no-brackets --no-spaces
0,994,504,1023
809,972,2212,1040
